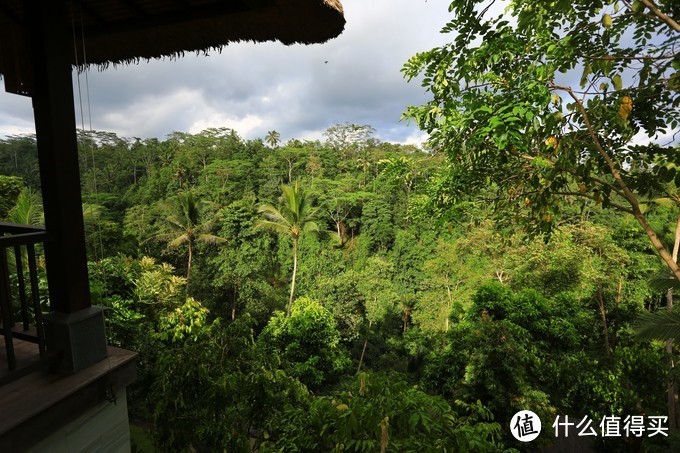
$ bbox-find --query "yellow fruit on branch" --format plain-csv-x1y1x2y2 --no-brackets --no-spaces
619,96,633,121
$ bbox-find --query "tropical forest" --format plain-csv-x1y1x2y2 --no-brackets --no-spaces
1,0,680,452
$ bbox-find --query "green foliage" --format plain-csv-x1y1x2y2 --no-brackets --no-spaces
0,135,39,188
82,202,124,260
153,190,225,289
259,297,350,389
262,372,504,452
210,197,280,322
469,283,585,350
0,175,24,219
129,424,156,453
154,297,209,343
360,194,396,252
4,117,674,450
636,309,680,343
403,0,680,279
257,182,325,314
424,282,667,447
308,271,365,342
6,187,43,225
153,313,308,452
415,238,492,333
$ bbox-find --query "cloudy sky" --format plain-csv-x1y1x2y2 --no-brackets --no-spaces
0,0,455,145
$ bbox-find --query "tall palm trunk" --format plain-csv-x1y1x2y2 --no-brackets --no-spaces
288,238,298,316
186,241,193,292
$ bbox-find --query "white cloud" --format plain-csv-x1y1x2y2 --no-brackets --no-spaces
0,94,35,137
189,114,263,137
1,0,455,143
630,128,679,147
400,129,429,147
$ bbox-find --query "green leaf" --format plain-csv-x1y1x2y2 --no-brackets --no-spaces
580,64,592,88
635,309,680,342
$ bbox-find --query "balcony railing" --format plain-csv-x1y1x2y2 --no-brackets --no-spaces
0,222,52,383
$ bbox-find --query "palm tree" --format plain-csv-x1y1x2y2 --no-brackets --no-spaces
265,130,281,149
156,191,225,290
256,182,320,315
6,188,43,225
6,188,44,275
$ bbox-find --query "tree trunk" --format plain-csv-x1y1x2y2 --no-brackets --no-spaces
287,238,298,316
597,287,611,356
565,86,680,281
612,276,623,351
634,209,680,281
231,287,237,321
402,306,410,333
672,213,680,268
444,272,452,333
667,213,680,431
186,241,193,292
357,318,372,374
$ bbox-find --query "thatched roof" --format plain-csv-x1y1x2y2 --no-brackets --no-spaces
0,0,345,96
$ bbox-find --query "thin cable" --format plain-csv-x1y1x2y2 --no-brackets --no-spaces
71,1,93,262
71,6,86,136
80,9,106,263
72,0,105,263
73,1,113,371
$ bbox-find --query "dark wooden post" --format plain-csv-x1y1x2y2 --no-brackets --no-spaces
29,0,91,314
27,0,106,373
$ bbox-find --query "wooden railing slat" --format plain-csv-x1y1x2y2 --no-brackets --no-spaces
0,224,49,377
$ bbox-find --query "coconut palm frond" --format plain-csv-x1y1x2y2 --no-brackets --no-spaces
168,233,191,248
650,197,678,209
635,309,680,342
256,219,292,236
649,275,680,293
163,215,188,231
197,233,227,245
303,220,321,234
7,188,43,226
256,182,323,315
258,204,292,227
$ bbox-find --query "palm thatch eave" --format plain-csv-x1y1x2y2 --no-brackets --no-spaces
0,0,345,95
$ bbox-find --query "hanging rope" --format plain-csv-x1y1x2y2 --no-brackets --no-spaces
71,1,114,373
71,0,105,264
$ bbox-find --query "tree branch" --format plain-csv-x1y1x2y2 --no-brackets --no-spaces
639,0,680,32
551,82,680,280
578,53,677,61
514,152,628,200
553,192,634,214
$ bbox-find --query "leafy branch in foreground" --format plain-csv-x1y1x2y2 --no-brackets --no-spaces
403,0,680,279
636,309,680,343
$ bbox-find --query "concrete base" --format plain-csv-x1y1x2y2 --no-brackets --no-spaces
43,306,108,373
